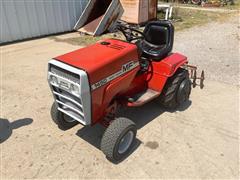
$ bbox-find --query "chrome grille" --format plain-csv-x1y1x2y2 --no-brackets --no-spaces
50,64,80,83
48,59,91,126
49,67,85,122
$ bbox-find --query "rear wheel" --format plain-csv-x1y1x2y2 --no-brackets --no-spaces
51,102,78,130
100,117,137,162
158,69,191,109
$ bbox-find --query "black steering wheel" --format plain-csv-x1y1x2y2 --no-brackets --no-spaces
116,22,145,42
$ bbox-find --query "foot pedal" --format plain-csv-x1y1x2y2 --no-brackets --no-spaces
127,89,160,107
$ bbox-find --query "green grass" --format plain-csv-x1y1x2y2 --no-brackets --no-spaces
223,0,240,9
172,10,226,31
158,7,235,31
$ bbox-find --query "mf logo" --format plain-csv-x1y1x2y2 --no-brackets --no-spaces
122,61,134,72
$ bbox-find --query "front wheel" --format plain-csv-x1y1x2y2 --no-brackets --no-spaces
100,117,137,162
50,102,78,130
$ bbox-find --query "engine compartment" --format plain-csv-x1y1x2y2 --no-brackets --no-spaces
55,39,139,85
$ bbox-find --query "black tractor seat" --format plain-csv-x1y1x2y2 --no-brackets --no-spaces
139,20,174,61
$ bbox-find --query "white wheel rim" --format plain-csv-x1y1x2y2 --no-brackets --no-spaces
118,131,134,154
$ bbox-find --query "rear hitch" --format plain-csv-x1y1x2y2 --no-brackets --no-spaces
182,64,205,89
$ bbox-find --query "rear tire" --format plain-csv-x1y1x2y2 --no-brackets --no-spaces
100,117,137,162
51,102,78,130
158,69,191,109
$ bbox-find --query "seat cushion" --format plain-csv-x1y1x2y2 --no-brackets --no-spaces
140,20,174,61
144,25,169,46
140,40,167,60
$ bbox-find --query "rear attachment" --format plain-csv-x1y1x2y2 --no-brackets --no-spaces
183,64,205,89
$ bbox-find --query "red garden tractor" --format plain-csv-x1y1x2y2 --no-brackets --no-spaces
48,20,204,162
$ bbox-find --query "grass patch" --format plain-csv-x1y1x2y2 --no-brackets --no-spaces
223,0,240,9
158,7,233,31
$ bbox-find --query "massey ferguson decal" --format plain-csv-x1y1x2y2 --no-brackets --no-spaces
91,61,139,90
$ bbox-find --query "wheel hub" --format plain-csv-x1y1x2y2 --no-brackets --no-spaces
118,131,134,154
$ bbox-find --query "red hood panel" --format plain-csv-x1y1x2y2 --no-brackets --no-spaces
55,39,138,84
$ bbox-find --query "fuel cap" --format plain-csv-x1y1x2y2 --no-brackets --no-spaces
100,41,110,45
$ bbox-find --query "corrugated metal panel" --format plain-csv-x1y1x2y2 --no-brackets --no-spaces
0,0,89,43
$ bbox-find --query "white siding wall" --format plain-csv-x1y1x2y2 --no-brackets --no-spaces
0,0,89,43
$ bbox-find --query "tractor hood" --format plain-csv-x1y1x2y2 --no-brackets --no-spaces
54,39,138,84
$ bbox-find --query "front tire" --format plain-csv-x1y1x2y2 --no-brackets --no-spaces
158,69,191,109
51,102,78,130
100,117,137,162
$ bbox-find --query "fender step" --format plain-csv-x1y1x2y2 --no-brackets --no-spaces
127,89,160,107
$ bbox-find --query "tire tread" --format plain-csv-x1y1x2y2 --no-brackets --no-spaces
158,69,189,109
50,102,78,130
101,118,136,161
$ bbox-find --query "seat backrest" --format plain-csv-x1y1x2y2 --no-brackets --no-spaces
143,20,174,48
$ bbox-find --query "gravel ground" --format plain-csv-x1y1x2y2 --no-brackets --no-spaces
0,14,239,179
174,14,240,86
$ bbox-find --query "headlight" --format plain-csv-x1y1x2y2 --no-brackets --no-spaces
70,84,79,94
50,75,58,85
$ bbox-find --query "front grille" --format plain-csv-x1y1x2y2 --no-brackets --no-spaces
49,67,85,122
50,64,80,83
48,59,91,125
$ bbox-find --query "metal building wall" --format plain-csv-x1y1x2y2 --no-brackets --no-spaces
0,0,89,43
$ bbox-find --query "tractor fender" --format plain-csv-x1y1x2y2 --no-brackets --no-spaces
148,53,188,92
153,53,188,77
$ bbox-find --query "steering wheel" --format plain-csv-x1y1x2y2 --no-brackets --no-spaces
116,22,145,42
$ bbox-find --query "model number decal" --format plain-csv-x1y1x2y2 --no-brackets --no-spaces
91,61,139,90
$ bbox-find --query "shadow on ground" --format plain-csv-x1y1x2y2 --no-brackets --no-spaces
76,100,191,162
0,118,33,143
118,100,192,129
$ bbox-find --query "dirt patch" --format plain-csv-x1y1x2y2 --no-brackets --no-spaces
145,141,159,149
49,32,124,46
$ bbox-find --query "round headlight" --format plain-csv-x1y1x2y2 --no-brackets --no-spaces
70,84,79,94
50,75,58,85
